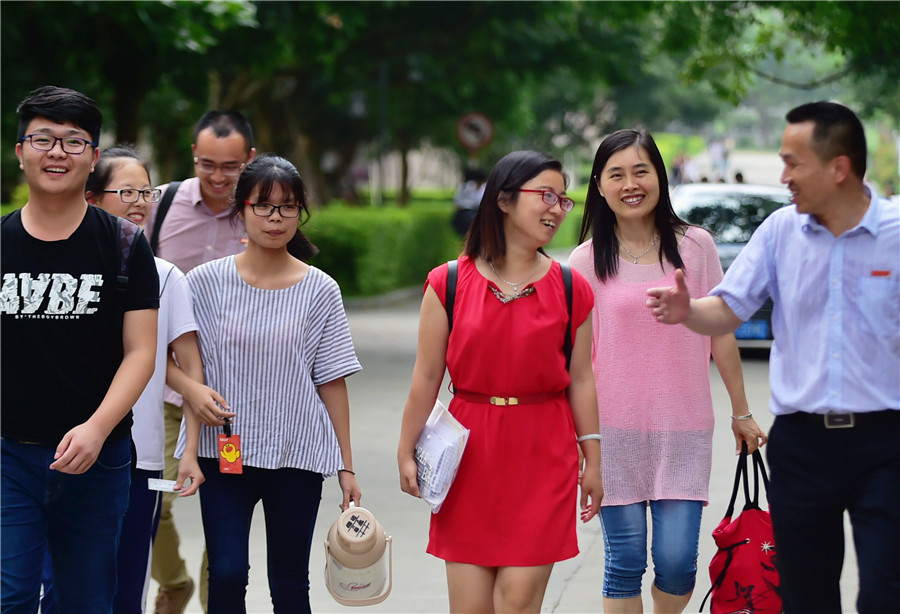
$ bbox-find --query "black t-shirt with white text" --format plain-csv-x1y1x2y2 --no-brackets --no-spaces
1,206,159,445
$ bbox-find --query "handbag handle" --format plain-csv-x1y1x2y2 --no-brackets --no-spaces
725,442,770,516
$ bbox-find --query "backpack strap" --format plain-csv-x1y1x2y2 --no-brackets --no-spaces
445,259,458,334
560,262,573,370
444,259,572,367
116,217,144,294
149,180,182,255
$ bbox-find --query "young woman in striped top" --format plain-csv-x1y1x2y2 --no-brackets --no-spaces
175,154,362,613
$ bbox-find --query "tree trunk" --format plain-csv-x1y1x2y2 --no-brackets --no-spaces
398,134,411,206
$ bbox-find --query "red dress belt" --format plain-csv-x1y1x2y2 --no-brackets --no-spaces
453,389,566,406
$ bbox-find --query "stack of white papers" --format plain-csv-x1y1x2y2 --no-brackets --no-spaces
415,399,469,512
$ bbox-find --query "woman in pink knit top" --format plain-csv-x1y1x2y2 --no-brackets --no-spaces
568,130,767,613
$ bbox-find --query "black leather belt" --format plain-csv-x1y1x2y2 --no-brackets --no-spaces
782,410,899,429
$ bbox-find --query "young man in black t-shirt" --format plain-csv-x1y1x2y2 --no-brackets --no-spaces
1,86,159,613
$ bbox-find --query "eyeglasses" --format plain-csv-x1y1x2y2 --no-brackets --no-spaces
194,157,246,176
244,200,302,218
102,188,162,204
518,189,575,212
20,134,97,155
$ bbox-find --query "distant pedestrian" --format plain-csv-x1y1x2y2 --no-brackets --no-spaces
399,150,603,613
176,154,362,614
451,167,487,237
570,129,763,613
647,101,900,612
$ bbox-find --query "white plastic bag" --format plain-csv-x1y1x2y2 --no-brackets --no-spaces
414,399,469,513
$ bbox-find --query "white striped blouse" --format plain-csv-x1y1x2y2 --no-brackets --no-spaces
185,256,361,473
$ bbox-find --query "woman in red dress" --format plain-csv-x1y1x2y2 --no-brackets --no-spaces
398,150,604,613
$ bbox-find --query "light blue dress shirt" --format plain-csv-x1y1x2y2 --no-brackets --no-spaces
711,195,899,415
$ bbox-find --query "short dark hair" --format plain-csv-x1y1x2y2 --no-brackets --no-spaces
17,85,102,144
231,154,318,261
464,150,565,261
578,129,687,283
194,110,254,152
785,101,867,180
85,145,150,196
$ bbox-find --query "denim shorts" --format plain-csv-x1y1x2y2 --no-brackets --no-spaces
599,499,703,598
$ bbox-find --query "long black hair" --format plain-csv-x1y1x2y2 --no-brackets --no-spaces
231,154,318,261
464,150,565,261
577,129,687,282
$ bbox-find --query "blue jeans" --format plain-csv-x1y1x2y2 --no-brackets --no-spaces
114,468,163,613
197,458,323,614
40,469,163,614
599,500,703,598
1,436,131,614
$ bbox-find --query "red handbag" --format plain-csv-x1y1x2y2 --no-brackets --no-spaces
700,443,782,613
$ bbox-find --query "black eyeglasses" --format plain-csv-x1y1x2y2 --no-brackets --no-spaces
102,188,162,204
244,200,302,218
20,134,97,155
518,189,575,212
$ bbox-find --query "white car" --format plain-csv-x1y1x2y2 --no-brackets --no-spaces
671,183,792,349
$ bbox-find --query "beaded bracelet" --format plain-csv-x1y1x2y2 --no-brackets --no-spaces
338,469,356,475
731,412,754,421
576,433,603,443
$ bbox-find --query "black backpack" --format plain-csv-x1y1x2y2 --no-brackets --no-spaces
444,259,574,369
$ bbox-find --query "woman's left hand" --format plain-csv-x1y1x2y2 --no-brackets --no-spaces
175,457,205,497
731,414,767,454
338,470,361,511
579,462,603,523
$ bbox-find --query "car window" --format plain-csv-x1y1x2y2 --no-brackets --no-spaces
679,192,790,242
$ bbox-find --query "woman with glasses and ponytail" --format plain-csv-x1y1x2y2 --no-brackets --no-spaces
175,154,362,613
86,146,216,614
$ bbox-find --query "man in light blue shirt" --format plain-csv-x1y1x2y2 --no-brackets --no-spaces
647,101,899,613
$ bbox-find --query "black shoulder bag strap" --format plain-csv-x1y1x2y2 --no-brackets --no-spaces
445,259,458,333
561,262,573,370
445,259,571,365
150,180,182,255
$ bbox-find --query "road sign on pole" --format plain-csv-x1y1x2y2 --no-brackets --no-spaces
456,112,494,152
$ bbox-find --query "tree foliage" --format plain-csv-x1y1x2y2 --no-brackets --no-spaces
2,1,897,203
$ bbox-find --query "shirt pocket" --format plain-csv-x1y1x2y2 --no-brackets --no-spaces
856,276,899,337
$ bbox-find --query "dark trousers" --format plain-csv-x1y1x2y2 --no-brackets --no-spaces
767,412,900,613
198,458,323,614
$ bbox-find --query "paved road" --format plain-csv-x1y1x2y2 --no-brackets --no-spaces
149,255,860,613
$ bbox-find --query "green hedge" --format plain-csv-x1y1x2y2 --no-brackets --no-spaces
304,200,583,297
304,203,462,296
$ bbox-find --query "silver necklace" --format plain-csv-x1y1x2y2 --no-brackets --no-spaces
619,233,658,264
489,255,542,295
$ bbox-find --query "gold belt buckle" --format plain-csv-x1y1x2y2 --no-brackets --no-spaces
824,412,855,429
490,396,519,406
